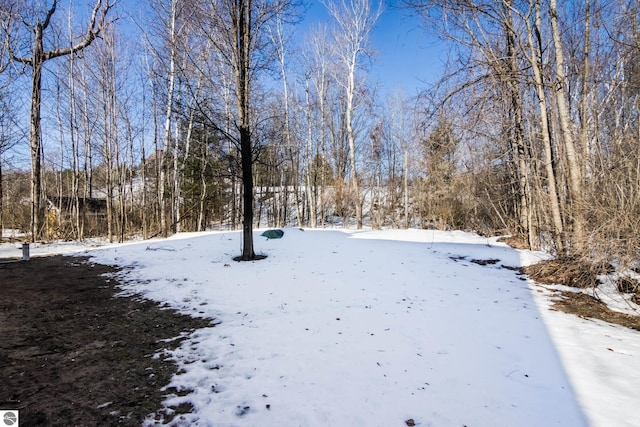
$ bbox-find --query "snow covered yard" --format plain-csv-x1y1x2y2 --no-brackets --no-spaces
4,229,637,425
76,228,637,427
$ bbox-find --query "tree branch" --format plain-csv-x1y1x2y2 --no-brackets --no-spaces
41,0,58,31
44,0,114,61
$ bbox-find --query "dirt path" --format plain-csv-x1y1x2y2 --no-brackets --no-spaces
0,255,212,426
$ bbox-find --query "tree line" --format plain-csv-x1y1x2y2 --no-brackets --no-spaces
405,0,640,265
0,0,638,264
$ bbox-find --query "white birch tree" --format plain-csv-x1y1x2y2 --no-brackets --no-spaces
323,0,382,229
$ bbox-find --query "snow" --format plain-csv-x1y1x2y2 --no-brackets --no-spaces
595,272,640,316
3,228,639,426
0,238,109,259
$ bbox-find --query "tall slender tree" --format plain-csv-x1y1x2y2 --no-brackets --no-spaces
0,5,12,238
302,24,333,228
268,15,303,226
198,0,298,260
323,0,382,229
549,0,584,250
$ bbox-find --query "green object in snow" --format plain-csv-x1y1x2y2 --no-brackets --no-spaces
261,229,284,239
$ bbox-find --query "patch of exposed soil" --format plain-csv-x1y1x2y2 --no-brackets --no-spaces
0,255,212,426
551,291,640,332
470,258,500,266
525,258,640,331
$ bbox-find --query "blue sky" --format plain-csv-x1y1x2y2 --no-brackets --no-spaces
300,0,444,96
369,3,444,95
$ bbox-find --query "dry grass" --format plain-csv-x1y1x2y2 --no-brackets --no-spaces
551,291,640,331
526,258,640,331
616,276,640,293
524,257,610,289
497,235,530,250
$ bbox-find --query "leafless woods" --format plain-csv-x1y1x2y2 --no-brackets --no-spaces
0,0,638,264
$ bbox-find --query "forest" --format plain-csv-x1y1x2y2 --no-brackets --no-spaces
0,0,638,265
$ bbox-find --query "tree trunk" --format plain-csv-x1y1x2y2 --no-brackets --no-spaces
160,0,179,238
346,54,362,229
580,0,591,175
104,135,113,242
172,124,180,233
526,0,565,253
550,0,584,251
238,0,255,260
504,6,534,248
404,150,409,229
70,65,81,240
29,26,45,242
198,149,208,231
305,76,317,228
141,145,148,239
240,126,255,259
82,70,92,238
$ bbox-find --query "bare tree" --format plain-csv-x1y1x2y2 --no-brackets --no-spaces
3,0,112,241
549,0,584,250
268,15,304,227
159,0,179,237
302,24,334,227
379,91,416,228
92,24,118,242
0,3,13,238
151,0,197,237
323,0,382,229
402,1,557,245
197,0,299,260
521,0,565,252
66,14,82,240
0,94,17,238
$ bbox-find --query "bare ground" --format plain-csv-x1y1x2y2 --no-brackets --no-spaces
0,255,212,426
525,259,640,331
2,252,638,426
